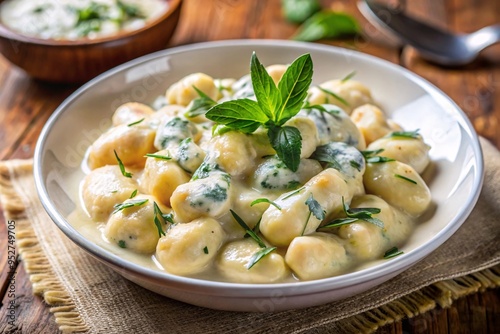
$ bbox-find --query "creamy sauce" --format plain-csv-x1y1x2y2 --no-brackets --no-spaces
69,65,432,283
0,0,168,40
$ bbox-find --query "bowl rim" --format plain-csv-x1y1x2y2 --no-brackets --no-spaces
0,0,182,46
34,39,484,297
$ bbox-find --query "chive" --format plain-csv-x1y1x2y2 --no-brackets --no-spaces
230,210,266,248
387,130,420,139
251,198,282,210
113,198,148,214
341,71,356,83
247,247,276,269
153,202,167,237
114,150,132,178
129,189,138,198
145,153,172,160
394,174,417,184
317,86,349,106
127,118,145,127
361,148,385,158
366,156,395,163
282,186,305,200
384,247,404,259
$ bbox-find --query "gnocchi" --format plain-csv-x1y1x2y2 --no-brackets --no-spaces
76,54,433,283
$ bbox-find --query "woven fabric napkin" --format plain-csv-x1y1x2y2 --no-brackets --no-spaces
1,137,499,334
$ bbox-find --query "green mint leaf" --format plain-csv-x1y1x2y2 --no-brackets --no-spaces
250,198,282,210
250,52,280,120
282,0,321,24
292,11,360,42
395,174,417,184
384,247,404,259
317,86,349,106
247,247,277,269
387,130,420,139
113,198,148,214
305,194,325,221
275,54,313,125
268,126,302,172
206,99,267,133
114,150,132,178
230,210,266,248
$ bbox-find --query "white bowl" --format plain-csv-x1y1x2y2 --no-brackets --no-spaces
34,40,484,312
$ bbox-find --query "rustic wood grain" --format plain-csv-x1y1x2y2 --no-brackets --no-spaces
0,0,498,333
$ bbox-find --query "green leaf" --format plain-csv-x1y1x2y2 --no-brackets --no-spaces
321,217,359,228
250,52,280,120
230,210,266,248
275,54,314,125
112,198,148,214
129,189,138,199
305,194,325,221
361,148,385,159
282,0,321,23
251,198,282,210
268,126,302,172
114,150,132,178
247,247,277,269
293,11,360,42
205,99,267,133
384,246,404,259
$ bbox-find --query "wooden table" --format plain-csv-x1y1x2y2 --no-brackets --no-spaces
1,0,499,333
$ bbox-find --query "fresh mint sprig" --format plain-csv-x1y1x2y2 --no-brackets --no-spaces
206,52,313,172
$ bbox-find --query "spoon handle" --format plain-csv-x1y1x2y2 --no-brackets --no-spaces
469,25,500,51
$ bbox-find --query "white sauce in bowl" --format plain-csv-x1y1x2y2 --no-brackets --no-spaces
0,0,168,40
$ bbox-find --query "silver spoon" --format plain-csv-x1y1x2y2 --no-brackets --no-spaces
359,0,500,66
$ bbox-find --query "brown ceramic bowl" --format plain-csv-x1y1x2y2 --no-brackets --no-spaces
0,0,182,83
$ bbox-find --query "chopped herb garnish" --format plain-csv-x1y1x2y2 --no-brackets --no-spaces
206,52,312,172
387,130,420,139
117,0,144,18
395,174,417,184
184,86,217,118
320,197,383,229
118,240,126,248
302,194,325,235
114,150,132,178
145,153,172,160
292,11,360,42
230,210,266,248
153,202,167,237
282,186,305,200
366,156,395,163
111,190,118,194
113,198,148,214
251,198,282,210
350,160,362,171
361,148,385,159
203,246,209,254
127,118,145,127
317,86,349,106
129,189,138,198
341,71,356,83
247,246,277,269
384,247,404,259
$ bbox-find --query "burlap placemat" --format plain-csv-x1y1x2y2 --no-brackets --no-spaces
1,137,499,334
